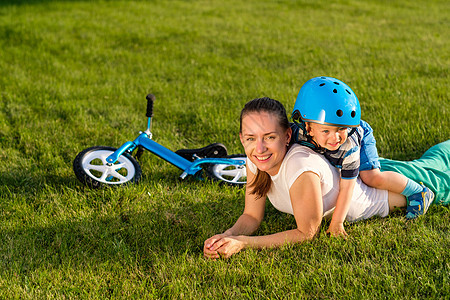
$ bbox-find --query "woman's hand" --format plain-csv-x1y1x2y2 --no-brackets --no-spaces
203,233,227,259
326,221,348,238
203,234,246,259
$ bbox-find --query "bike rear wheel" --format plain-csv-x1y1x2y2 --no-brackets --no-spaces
73,146,142,188
206,154,247,186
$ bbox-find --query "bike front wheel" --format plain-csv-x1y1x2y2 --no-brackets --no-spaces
206,155,247,186
73,146,142,188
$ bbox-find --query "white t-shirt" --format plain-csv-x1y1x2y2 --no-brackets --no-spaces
247,144,389,222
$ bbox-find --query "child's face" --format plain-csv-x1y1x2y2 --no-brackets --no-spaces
307,122,348,151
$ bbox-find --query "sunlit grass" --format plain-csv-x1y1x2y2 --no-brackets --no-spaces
0,0,448,298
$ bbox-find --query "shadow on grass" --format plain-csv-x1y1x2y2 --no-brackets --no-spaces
0,157,181,195
0,197,220,274
0,164,244,275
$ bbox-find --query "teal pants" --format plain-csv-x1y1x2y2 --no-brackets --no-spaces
380,140,450,205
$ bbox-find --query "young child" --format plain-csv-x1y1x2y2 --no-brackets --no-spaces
291,76,434,237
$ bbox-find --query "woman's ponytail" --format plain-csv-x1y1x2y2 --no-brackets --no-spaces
240,97,290,199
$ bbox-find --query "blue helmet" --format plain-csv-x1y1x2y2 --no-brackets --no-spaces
292,76,361,127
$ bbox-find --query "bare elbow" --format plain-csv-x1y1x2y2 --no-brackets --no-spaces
304,228,319,241
241,213,263,232
296,224,320,241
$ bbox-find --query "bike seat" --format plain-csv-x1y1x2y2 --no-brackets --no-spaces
175,143,228,161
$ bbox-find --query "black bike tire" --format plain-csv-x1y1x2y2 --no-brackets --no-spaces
73,146,142,188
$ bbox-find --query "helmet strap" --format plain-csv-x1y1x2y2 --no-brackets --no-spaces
348,127,357,137
292,119,326,154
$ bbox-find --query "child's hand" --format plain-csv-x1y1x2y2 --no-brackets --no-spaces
327,222,348,238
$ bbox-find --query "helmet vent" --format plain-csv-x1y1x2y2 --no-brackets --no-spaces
333,89,337,93
345,89,351,95
333,82,339,85
319,83,325,87
351,111,356,118
336,110,343,117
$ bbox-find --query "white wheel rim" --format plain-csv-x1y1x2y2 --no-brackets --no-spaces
81,150,136,184
211,157,247,184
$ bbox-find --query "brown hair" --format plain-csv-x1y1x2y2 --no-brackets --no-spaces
240,97,290,199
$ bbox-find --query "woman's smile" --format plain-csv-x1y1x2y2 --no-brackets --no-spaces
255,154,272,161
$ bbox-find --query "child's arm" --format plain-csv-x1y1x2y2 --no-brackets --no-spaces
327,178,356,238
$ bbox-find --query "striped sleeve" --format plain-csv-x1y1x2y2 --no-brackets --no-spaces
341,145,360,179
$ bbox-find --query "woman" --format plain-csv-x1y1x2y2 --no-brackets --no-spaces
203,97,449,259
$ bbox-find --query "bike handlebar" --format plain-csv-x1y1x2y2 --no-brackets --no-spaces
146,94,155,117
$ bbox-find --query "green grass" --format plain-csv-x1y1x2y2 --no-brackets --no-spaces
0,0,449,298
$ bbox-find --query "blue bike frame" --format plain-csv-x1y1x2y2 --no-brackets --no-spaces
105,95,245,180
105,132,245,179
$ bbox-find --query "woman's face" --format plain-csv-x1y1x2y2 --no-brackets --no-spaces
240,111,291,176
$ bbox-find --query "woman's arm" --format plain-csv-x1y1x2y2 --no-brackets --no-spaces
203,168,266,259
204,171,323,258
240,171,323,249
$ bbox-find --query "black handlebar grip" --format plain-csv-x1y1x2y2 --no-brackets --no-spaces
146,94,156,117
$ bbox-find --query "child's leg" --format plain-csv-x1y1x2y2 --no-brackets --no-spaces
379,140,450,205
361,169,434,219
359,121,433,218
360,168,425,197
387,191,406,212
360,169,408,194
407,140,450,172
358,121,422,196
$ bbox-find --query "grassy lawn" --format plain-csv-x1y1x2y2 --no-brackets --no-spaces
0,0,448,298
